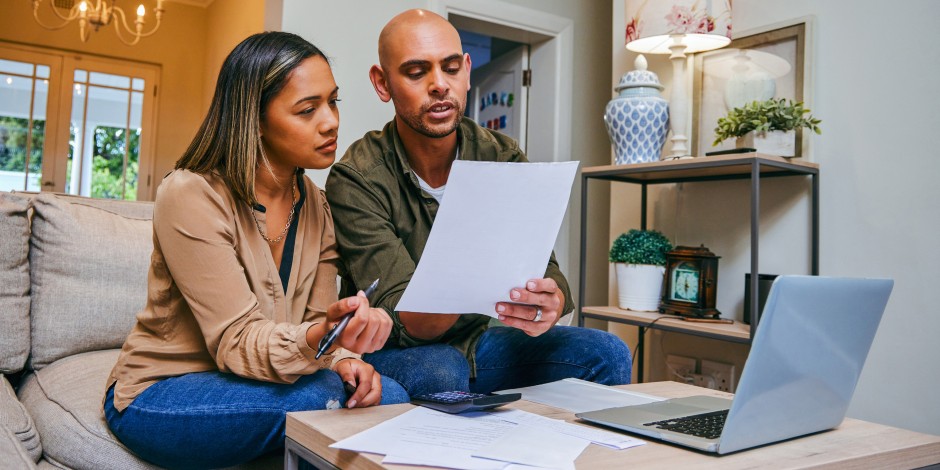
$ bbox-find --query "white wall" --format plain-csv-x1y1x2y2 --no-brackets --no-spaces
614,0,940,435
281,1,408,188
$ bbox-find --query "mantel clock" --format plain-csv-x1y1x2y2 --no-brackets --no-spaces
660,245,721,318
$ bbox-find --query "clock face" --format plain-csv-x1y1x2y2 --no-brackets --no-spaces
670,262,700,303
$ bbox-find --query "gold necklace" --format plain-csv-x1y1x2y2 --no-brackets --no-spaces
251,178,296,244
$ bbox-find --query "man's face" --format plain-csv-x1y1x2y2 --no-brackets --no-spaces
383,23,470,138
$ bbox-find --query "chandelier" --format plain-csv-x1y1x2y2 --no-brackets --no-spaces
31,0,165,46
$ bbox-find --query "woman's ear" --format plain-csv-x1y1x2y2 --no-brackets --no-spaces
369,65,392,103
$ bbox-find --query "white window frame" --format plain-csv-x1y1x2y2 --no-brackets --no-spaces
0,41,160,200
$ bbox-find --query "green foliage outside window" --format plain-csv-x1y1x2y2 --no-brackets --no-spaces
90,126,139,200
2,116,139,199
0,116,45,186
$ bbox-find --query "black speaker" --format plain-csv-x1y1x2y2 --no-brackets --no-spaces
743,274,777,325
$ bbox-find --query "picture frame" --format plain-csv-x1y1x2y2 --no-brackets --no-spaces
692,22,807,157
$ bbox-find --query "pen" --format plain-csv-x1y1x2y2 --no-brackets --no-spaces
315,278,379,359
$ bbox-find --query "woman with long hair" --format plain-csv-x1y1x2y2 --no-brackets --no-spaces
103,32,408,468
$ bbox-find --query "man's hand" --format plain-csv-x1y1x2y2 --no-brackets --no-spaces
324,292,392,354
495,278,564,336
332,358,382,408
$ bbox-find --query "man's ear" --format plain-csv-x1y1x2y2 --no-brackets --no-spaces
369,65,392,103
464,53,472,89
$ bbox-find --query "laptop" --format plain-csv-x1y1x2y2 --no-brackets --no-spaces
576,275,893,454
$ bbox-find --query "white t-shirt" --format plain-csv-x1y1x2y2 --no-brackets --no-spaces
414,146,459,204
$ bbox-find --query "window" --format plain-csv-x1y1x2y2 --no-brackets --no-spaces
0,43,159,200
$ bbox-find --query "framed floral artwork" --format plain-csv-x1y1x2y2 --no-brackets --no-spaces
692,21,807,157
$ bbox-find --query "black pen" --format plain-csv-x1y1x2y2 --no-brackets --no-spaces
315,278,379,359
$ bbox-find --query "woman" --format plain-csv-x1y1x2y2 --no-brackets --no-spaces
103,32,408,468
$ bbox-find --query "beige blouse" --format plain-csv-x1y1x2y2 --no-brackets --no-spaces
106,169,355,411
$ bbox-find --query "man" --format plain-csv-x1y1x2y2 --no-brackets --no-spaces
325,9,630,396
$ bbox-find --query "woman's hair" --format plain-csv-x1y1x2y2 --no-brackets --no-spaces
175,32,326,206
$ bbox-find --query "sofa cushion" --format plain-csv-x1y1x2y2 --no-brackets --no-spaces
1,374,41,462
28,193,154,369
18,349,160,469
20,350,282,470
0,426,37,470
0,192,32,374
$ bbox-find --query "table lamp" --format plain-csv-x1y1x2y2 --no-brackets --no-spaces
626,1,732,158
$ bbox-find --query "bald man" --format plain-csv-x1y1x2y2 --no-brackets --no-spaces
325,9,630,396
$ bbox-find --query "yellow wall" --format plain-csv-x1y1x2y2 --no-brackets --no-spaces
0,0,210,199
1,1,273,200
203,0,267,110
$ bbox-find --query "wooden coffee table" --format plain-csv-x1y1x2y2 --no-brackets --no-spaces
285,381,940,469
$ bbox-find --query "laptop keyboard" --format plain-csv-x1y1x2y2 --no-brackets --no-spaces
644,409,728,440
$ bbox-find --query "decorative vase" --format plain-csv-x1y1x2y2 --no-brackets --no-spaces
604,55,669,165
736,130,795,157
615,263,665,311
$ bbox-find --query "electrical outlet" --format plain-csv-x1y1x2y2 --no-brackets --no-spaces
701,360,736,392
690,373,716,389
665,355,697,383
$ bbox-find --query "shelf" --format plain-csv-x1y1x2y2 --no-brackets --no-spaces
578,153,819,382
582,153,818,184
581,306,751,344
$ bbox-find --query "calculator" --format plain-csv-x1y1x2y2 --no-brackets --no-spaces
411,391,522,414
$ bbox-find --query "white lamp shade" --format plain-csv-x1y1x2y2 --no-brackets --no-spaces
625,0,733,54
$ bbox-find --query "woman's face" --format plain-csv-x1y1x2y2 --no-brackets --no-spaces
260,55,339,171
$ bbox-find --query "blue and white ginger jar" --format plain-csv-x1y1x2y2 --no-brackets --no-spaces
604,55,669,165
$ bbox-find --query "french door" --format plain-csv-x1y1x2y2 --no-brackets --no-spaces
0,43,158,200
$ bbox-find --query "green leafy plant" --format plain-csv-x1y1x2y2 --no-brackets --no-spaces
712,98,822,146
609,229,673,266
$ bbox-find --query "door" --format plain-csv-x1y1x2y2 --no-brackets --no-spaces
0,47,63,193
470,45,529,151
56,56,158,200
0,43,159,200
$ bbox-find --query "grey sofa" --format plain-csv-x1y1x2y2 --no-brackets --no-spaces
0,191,278,470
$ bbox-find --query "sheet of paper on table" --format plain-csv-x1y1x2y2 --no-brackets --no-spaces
493,378,665,413
395,161,579,316
331,405,614,470
488,408,645,450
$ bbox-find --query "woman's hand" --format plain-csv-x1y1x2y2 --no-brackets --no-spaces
327,290,392,354
495,278,564,337
332,358,382,408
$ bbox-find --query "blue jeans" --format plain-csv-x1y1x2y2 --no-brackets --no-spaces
363,326,631,396
104,369,409,469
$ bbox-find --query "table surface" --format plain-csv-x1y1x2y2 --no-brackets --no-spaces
286,381,940,469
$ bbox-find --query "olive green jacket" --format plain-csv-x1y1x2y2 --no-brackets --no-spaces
325,117,574,375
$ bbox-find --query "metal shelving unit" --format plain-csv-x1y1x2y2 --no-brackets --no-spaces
577,153,819,381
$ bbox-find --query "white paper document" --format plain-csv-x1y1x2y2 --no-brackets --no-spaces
494,378,664,413
488,408,645,450
396,161,579,315
472,424,586,470
331,406,594,470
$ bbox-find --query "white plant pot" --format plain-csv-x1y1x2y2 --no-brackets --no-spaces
615,263,665,311
737,130,795,157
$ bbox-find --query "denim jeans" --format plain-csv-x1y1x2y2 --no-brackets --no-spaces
363,326,631,396
104,369,409,469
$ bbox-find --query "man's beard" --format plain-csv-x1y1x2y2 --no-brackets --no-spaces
395,98,464,138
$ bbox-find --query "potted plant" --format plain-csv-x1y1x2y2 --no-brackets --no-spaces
712,98,822,157
609,229,673,311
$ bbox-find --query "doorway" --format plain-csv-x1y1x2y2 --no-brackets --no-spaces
458,30,528,151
